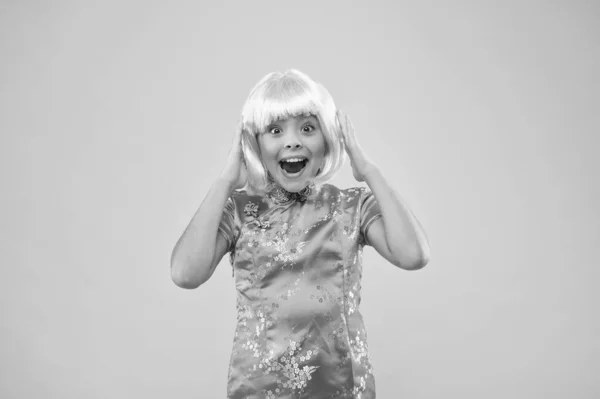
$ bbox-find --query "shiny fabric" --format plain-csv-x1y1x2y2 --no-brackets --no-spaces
218,183,382,399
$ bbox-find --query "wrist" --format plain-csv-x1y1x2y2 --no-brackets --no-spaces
362,163,382,182
215,176,237,192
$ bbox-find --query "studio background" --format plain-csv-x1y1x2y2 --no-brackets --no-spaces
1,1,598,398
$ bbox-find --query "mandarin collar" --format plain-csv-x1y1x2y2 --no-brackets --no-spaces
266,182,315,204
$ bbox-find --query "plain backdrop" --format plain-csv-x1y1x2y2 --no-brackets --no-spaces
1,1,599,398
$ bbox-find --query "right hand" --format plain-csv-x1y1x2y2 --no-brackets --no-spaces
219,121,248,190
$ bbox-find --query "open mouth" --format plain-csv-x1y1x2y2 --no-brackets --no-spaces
279,157,308,175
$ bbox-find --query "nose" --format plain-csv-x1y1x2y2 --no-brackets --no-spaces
284,133,303,149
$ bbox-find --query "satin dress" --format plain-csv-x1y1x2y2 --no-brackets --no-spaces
218,183,382,399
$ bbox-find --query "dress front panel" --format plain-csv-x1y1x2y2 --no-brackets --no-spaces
219,184,381,399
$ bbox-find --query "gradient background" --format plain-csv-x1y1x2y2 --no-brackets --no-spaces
1,1,598,398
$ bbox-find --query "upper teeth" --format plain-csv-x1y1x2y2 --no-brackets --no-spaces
282,157,305,163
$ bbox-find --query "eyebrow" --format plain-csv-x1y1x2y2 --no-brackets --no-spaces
299,115,318,123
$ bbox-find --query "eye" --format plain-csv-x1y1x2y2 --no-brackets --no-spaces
268,127,282,135
301,124,315,133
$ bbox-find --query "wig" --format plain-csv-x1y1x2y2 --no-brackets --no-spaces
240,69,345,194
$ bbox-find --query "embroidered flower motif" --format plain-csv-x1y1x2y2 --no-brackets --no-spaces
244,201,272,230
260,219,271,228
244,201,259,218
255,339,320,395
252,218,271,229
274,240,307,263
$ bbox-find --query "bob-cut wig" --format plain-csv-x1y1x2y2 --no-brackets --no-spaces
240,69,345,194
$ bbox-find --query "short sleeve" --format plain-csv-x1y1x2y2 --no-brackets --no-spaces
217,196,237,253
359,189,382,246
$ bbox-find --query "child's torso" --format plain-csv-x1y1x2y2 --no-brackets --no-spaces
226,185,376,399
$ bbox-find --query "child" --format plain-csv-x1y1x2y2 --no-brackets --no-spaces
171,69,430,399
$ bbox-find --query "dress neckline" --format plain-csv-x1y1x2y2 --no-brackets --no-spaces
266,182,315,204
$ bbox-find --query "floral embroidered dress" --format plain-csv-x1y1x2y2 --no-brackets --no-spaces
218,183,382,399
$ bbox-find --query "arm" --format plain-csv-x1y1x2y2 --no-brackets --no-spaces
338,110,430,270
170,178,234,289
170,122,246,289
363,167,430,270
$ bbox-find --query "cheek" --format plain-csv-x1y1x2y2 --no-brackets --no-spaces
257,138,278,162
314,135,327,158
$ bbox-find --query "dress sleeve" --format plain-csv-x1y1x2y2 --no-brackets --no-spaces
217,196,237,253
359,189,382,246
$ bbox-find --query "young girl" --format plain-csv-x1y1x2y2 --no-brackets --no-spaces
171,69,430,399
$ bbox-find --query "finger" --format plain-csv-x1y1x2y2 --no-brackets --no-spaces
340,114,354,144
345,114,355,139
344,113,353,132
234,123,246,151
337,109,347,126
236,122,244,141
337,110,349,141
347,116,359,145
231,128,241,152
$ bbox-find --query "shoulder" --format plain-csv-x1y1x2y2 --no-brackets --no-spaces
318,184,368,196
317,184,370,207
230,189,265,203
228,189,271,218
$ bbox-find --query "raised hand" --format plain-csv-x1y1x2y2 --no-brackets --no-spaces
336,110,377,182
219,121,248,190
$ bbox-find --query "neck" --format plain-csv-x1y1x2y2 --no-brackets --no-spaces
267,180,315,203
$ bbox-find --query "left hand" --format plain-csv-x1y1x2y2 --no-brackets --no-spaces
337,110,377,182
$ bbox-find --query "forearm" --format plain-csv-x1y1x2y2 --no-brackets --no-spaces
170,178,233,288
364,166,430,268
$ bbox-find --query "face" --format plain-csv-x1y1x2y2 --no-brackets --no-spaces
257,114,326,193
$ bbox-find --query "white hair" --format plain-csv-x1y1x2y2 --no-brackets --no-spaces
240,69,345,193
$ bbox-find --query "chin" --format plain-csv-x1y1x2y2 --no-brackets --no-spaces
276,180,308,193
272,170,316,192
